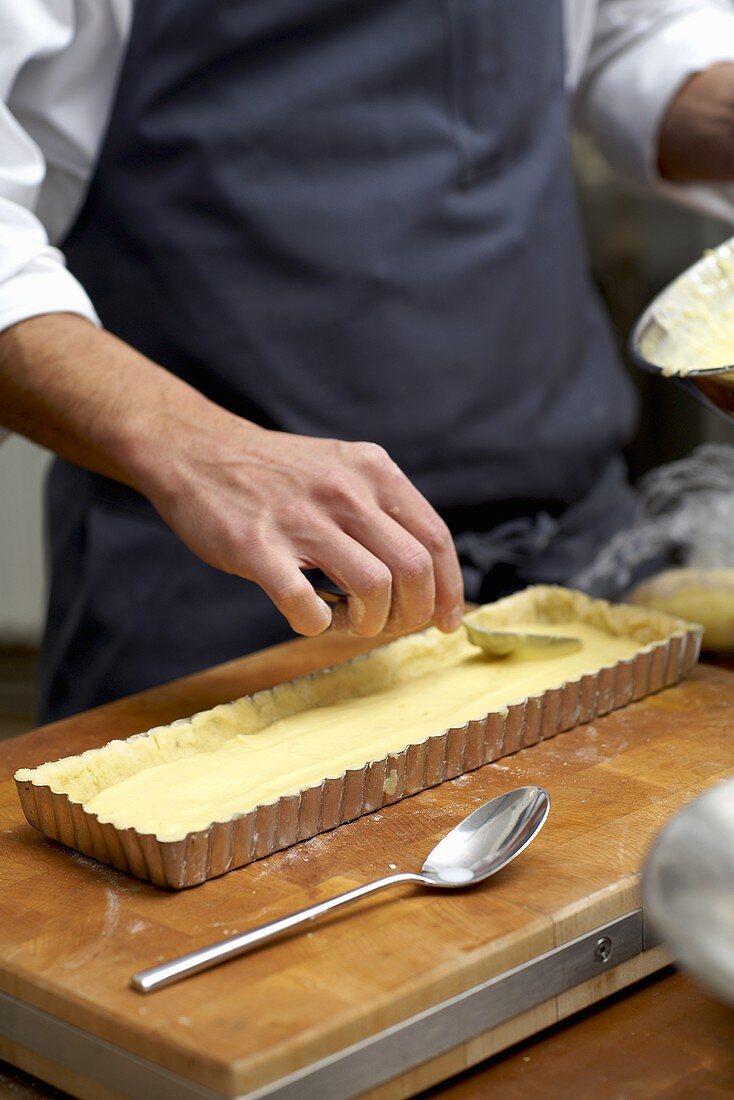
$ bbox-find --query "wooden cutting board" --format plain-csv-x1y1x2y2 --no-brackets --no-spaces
0,630,732,1100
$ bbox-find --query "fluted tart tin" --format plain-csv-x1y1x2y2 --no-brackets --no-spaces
15,587,702,888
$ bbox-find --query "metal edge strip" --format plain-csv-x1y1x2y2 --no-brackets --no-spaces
0,912,647,1100
244,911,644,1100
642,904,665,951
0,992,224,1100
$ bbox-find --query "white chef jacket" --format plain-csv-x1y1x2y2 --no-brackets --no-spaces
2,0,734,338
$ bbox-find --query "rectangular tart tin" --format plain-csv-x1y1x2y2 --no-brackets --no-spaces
15,587,702,888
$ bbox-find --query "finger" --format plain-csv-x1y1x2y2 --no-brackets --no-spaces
250,554,332,637
313,532,392,636
376,476,464,632
349,444,464,631
343,509,436,633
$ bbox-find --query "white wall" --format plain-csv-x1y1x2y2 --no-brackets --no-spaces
0,436,50,643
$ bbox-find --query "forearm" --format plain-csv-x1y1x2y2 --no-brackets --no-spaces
0,311,245,498
658,62,734,182
0,312,464,638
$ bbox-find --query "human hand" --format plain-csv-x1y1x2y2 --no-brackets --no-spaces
144,416,465,639
658,62,734,182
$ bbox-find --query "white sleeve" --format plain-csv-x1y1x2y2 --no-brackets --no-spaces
575,0,734,221
0,0,100,335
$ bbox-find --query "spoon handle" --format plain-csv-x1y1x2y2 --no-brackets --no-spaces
131,871,424,993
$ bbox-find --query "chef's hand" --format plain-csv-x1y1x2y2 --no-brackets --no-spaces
658,63,734,182
0,313,464,638
148,421,465,638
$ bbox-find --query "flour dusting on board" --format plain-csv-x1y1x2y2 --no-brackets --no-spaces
63,891,120,970
70,849,122,881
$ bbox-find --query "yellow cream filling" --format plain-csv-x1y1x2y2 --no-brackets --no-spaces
83,621,639,840
644,245,734,376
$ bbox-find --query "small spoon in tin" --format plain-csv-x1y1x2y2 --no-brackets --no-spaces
463,620,583,659
316,588,581,658
132,786,550,993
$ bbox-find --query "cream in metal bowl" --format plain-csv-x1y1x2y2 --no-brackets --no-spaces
630,236,734,419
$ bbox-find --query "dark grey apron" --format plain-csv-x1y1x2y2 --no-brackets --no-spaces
41,0,636,721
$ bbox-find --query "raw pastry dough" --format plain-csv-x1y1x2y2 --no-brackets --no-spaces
77,620,638,840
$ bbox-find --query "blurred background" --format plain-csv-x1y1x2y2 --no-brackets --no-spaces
0,137,732,741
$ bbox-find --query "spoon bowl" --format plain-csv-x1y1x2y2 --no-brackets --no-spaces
421,785,550,887
464,621,582,659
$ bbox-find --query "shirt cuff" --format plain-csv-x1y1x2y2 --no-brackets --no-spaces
583,9,734,191
0,256,100,334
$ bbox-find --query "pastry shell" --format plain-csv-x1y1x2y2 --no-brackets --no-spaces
15,586,702,888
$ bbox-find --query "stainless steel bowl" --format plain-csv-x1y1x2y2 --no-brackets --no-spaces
643,776,734,1007
629,236,734,423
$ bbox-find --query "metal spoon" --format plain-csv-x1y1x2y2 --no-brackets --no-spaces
464,620,582,659
630,235,734,422
316,588,581,658
131,785,550,993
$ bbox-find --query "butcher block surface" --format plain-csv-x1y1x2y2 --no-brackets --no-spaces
1,629,733,1099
